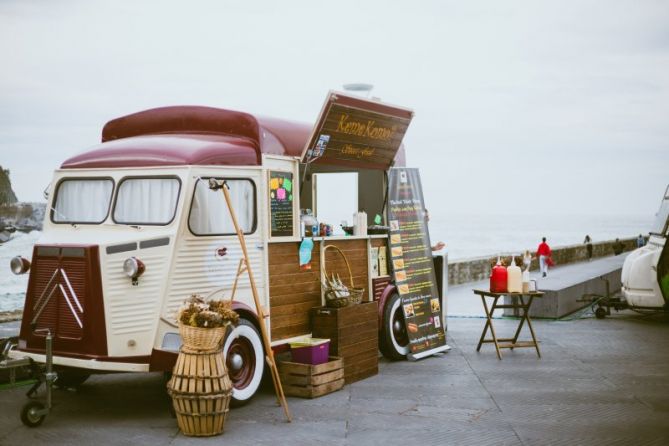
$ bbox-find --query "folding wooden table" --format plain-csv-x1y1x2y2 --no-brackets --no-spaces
472,289,544,359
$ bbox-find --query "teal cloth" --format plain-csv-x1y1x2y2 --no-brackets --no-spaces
299,238,314,266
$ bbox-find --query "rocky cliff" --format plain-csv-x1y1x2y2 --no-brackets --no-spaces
0,166,18,205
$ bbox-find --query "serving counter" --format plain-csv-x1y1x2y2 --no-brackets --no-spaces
268,235,389,342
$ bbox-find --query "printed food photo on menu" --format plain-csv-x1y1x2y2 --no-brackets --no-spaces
398,284,410,295
390,234,402,244
390,220,400,231
391,246,403,257
430,298,440,312
393,259,405,269
403,303,415,318
395,270,407,282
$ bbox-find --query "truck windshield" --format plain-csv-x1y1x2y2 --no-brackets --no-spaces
52,178,114,224
113,177,180,225
650,187,669,236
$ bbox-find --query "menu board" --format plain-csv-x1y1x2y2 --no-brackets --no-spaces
269,171,294,237
387,168,447,360
301,91,413,170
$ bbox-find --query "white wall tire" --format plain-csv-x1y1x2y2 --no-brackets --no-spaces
379,292,410,360
222,319,264,406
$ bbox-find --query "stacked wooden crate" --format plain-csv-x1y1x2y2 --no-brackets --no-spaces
278,356,344,398
311,301,378,384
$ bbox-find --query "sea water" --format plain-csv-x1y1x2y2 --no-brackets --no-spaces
1,230,41,312
0,213,654,312
429,212,653,261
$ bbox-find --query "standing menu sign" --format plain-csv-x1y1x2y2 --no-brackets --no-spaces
269,171,294,237
387,168,448,360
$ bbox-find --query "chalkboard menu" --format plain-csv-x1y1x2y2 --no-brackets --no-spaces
301,91,413,170
387,168,448,360
269,171,294,237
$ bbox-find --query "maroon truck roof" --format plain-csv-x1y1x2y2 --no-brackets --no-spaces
61,105,405,169
61,106,312,169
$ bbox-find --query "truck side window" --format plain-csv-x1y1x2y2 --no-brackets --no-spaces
189,178,256,235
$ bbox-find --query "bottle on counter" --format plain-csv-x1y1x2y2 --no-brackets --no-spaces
301,209,318,237
507,256,522,293
522,268,531,293
490,257,508,293
353,211,367,236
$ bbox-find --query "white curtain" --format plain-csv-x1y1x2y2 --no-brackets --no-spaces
189,179,255,234
113,178,180,224
54,179,113,223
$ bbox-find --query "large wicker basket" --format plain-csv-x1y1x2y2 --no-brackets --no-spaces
322,245,365,308
179,324,227,351
167,346,233,436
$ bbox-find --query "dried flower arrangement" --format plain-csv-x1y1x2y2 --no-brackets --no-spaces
176,294,240,328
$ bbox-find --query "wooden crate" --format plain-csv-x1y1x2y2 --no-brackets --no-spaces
278,356,344,398
311,302,378,384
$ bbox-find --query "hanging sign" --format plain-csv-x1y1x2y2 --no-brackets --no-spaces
269,171,294,237
387,167,448,360
301,91,413,170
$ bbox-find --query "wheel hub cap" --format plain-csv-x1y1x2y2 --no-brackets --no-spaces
230,353,244,371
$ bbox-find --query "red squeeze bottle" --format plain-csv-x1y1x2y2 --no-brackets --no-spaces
490,257,508,293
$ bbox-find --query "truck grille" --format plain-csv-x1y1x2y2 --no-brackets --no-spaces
19,245,108,357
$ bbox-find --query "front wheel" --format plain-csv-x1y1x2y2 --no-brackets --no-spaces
21,401,46,427
223,319,264,407
379,291,410,360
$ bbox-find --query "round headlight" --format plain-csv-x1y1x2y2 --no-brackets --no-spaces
10,256,31,275
123,257,145,279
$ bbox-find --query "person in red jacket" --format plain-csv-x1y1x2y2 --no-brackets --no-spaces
536,237,551,277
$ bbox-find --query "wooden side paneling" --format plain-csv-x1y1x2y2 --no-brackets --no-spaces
370,237,388,248
269,242,321,340
322,239,369,301
269,239,372,342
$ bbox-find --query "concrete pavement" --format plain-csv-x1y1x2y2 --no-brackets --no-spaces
1,310,668,445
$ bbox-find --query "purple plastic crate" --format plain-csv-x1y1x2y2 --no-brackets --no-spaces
290,339,330,365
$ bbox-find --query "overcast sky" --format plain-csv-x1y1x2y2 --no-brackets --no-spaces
1,0,667,218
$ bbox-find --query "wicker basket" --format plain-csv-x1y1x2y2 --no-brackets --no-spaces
322,245,365,308
167,347,233,436
179,324,227,351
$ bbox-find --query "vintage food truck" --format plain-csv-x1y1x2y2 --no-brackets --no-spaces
8,92,447,406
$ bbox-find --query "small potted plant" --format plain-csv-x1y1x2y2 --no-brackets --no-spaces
176,294,240,351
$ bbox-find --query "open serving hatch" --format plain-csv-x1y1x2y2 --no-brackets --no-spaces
300,91,414,171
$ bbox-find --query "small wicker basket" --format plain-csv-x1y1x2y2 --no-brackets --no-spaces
179,324,227,351
322,245,365,308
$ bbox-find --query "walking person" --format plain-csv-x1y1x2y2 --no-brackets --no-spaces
584,235,593,261
637,234,645,248
536,237,551,277
522,249,532,271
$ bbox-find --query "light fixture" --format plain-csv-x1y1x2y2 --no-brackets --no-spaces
10,256,31,275
123,257,145,285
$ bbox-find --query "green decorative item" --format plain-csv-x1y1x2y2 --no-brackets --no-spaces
374,214,382,225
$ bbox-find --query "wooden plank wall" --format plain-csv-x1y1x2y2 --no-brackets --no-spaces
268,242,321,340
268,239,371,341
321,239,369,302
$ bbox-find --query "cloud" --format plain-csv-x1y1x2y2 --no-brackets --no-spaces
0,0,667,216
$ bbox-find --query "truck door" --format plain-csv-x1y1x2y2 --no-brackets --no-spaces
165,168,267,320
